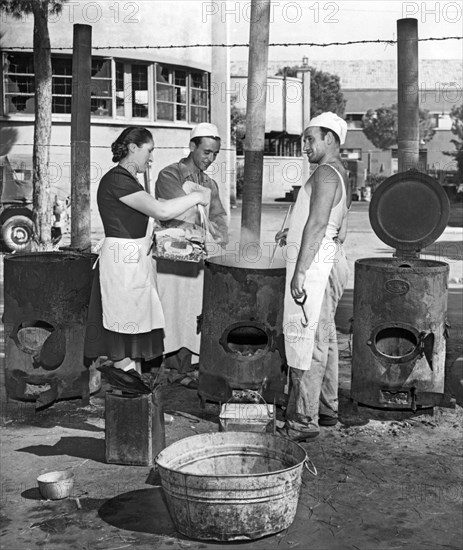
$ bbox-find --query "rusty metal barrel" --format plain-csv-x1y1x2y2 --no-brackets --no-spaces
351,172,451,410
3,251,100,406
352,258,449,408
198,255,287,406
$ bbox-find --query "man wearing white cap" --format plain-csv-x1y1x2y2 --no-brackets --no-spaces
276,112,351,441
155,123,229,377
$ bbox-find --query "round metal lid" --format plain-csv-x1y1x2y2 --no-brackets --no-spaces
369,171,450,252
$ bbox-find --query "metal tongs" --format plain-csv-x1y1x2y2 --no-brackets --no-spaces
192,204,209,255
294,291,309,327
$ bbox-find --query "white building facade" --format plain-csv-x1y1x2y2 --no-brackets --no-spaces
0,0,233,237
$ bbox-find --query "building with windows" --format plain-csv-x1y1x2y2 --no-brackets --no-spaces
3,52,211,122
323,59,462,189
231,69,311,202
231,58,462,201
0,1,232,236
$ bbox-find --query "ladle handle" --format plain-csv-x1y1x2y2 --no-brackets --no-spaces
270,204,293,266
281,203,293,231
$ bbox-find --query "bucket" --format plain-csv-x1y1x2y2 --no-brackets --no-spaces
37,470,74,500
155,432,315,541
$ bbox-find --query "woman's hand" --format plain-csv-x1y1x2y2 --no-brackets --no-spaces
193,187,211,207
275,227,289,247
182,180,201,194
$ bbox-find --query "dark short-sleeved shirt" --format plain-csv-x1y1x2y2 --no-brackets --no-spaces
155,159,228,244
97,165,148,239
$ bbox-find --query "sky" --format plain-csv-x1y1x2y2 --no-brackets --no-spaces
3,1,460,64
225,0,463,62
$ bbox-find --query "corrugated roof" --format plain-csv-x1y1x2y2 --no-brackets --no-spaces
230,59,463,89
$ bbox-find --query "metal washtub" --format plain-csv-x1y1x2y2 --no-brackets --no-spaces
155,432,314,541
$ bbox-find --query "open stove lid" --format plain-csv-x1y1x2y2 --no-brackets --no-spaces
369,171,450,254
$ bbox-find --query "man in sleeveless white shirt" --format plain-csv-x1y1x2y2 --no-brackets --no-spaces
276,112,350,441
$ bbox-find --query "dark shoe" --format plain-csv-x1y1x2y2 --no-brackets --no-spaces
319,414,338,426
277,425,319,442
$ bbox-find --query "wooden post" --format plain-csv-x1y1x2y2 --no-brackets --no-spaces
397,18,419,173
70,24,92,251
240,0,271,248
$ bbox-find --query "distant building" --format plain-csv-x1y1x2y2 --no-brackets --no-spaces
0,1,233,237
231,59,462,200
231,70,310,202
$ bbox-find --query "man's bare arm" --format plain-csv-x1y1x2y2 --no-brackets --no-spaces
290,166,339,300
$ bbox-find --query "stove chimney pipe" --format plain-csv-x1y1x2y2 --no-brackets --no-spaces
397,18,420,173
70,24,92,252
240,0,271,247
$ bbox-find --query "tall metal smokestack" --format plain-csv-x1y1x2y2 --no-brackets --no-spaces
240,0,271,247
397,18,420,172
70,24,92,252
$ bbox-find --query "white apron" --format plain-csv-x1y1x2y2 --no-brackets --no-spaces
99,235,165,334
284,165,347,371
155,185,216,356
156,261,203,355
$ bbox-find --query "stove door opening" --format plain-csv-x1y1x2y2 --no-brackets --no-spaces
220,322,270,358
369,323,421,363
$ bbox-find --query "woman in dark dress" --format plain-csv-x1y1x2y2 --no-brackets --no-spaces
84,127,210,373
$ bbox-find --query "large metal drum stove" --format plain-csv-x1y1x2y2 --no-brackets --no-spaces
351,172,451,410
198,255,287,406
3,251,100,407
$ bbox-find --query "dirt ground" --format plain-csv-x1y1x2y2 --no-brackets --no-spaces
1,331,462,550
1,202,462,549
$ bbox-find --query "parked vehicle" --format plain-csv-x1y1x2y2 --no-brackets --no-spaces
0,156,67,252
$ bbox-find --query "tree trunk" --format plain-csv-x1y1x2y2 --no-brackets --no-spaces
31,0,52,250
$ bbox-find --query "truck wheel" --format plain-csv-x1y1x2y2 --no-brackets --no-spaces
1,215,34,252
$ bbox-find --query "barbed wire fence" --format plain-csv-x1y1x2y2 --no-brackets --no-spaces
9,36,463,50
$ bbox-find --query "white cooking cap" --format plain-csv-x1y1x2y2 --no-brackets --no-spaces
307,112,347,145
190,123,220,140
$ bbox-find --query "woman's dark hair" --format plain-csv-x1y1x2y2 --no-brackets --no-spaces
111,127,153,163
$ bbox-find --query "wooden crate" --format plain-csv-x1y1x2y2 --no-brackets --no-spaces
105,388,165,466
